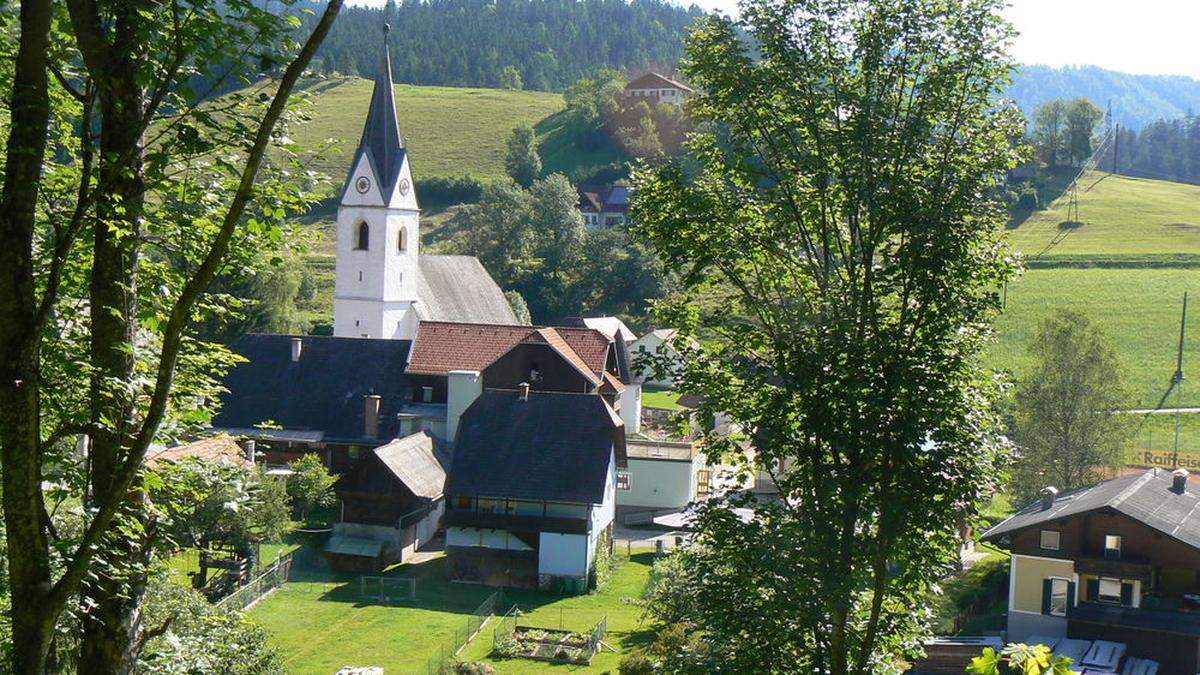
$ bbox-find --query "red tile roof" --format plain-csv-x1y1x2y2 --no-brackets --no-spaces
406,321,613,386
557,327,612,374
406,321,534,375
146,434,253,468
600,370,626,394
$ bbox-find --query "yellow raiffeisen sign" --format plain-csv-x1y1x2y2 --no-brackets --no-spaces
1131,450,1200,472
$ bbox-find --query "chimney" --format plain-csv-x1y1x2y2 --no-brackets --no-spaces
1040,486,1058,510
1173,468,1189,492
290,337,303,362
363,394,382,438
446,370,482,442
241,439,257,464
518,382,530,401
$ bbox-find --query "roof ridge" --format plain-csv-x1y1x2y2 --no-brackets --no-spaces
1109,469,1158,509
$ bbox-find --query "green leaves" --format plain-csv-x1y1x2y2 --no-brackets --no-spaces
967,644,1074,675
630,0,1025,671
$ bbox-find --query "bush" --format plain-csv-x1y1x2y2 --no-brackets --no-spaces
619,650,654,675
454,662,496,675
416,175,486,209
492,636,523,658
1014,181,1040,211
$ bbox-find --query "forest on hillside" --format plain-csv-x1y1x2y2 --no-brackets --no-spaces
300,0,704,91
1007,65,1200,131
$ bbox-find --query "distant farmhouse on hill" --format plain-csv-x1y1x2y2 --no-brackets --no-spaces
624,71,693,105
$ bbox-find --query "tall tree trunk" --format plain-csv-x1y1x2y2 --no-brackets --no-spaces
79,18,150,670
0,0,57,671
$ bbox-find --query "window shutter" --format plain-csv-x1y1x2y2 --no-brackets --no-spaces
1067,581,1077,610
1086,578,1099,602
1121,582,1134,606
1042,578,1053,615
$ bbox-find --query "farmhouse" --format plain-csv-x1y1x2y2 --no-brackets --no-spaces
624,71,693,105
325,431,449,571
981,468,1200,674
630,328,693,387
576,183,632,229
444,387,624,591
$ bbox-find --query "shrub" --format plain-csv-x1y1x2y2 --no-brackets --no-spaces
415,175,485,209
454,662,496,675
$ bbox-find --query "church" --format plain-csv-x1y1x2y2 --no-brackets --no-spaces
332,27,516,340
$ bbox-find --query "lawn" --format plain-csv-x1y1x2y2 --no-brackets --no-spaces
1006,172,1200,257
247,550,655,674
288,77,571,185
989,267,1199,408
641,389,681,411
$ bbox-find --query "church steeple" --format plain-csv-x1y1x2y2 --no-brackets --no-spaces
342,23,409,202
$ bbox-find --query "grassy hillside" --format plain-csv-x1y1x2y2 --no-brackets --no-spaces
290,77,567,184
989,267,1197,408
1007,172,1200,257
993,172,1200,409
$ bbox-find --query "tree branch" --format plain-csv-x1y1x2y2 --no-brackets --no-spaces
45,0,345,614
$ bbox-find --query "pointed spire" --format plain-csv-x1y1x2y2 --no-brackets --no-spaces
354,22,405,195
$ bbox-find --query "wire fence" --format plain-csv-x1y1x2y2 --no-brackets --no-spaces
214,552,293,612
423,590,501,675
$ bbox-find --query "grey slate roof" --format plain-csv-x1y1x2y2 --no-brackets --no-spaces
213,335,413,443
342,26,408,202
981,468,1200,551
373,431,448,500
447,390,625,504
415,255,518,325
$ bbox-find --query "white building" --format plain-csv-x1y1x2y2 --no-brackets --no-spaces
624,72,694,105
333,28,516,340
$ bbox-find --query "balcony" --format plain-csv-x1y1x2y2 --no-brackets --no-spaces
1069,601,1200,636
444,509,589,535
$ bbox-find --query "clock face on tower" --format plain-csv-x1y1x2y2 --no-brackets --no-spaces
355,176,371,194
398,178,411,196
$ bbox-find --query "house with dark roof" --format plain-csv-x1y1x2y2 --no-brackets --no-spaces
624,71,693,105
576,183,632,229
211,334,436,473
333,26,516,340
443,388,625,591
980,468,1200,674
324,431,449,571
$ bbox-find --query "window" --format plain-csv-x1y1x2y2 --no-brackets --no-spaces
1045,578,1070,617
421,386,433,403
1098,578,1122,604
1104,534,1122,560
616,471,631,491
1039,529,1061,551
355,222,370,250
398,228,407,252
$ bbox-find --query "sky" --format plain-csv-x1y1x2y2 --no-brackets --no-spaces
344,0,1200,80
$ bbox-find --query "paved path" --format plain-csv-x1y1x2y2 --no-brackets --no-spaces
1121,407,1200,414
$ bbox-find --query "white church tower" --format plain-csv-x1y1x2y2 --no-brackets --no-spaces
333,25,422,340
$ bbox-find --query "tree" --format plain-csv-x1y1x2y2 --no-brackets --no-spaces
1033,100,1067,167
615,105,665,159
0,0,344,669
630,0,1024,670
505,123,543,187
286,454,338,523
499,65,523,91
1012,311,1131,503
505,290,532,325
1064,98,1104,165
967,644,1073,675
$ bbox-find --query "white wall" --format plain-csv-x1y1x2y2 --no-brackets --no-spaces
618,383,642,433
618,455,698,509
630,333,679,387
538,532,588,577
586,451,617,570
446,370,482,441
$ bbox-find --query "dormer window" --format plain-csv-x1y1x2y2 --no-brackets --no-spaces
355,222,370,250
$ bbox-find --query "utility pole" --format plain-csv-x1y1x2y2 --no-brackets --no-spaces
1113,124,1120,175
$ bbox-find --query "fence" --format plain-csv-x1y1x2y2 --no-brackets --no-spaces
587,615,608,653
215,552,292,611
360,575,416,603
424,590,501,675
